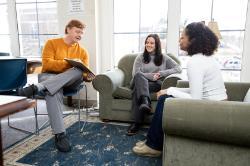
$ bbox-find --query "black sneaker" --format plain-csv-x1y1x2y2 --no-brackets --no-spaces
127,123,141,136
139,96,153,114
18,84,38,98
55,132,72,152
139,104,152,114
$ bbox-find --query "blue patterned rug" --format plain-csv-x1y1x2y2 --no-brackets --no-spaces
17,122,162,165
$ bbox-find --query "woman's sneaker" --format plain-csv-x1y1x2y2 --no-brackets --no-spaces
133,144,162,157
135,140,146,147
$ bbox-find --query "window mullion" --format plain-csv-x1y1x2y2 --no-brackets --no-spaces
138,0,141,52
7,0,20,57
35,0,41,50
241,0,250,81
166,0,181,56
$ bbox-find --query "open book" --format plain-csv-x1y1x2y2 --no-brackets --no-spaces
64,58,95,81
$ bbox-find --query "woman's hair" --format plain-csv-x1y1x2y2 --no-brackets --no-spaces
143,34,163,66
185,22,219,56
65,19,86,34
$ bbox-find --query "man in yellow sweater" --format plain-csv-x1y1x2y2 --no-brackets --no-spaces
18,19,90,152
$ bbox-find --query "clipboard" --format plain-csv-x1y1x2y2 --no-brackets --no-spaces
64,58,95,82
64,58,95,76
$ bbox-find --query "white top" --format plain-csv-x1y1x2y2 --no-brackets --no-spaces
166,53,227,101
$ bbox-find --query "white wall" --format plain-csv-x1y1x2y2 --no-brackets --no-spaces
7,1,19,57
241,0,250,82
57,0,97,101
95,0,114,73
166,0,181,56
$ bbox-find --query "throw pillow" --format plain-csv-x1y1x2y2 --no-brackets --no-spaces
244,88,250,102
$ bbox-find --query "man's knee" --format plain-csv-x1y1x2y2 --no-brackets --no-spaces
70,68,83,78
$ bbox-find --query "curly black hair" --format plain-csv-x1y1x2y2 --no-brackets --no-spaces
143,34,163,66
185,22,219,56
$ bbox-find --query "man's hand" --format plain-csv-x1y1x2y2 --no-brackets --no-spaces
153,72,161,81
156,89,167,99
83,72,95,82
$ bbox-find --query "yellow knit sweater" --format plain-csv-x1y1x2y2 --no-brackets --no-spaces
41,38,89,73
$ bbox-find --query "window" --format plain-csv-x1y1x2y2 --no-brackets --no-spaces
180,0,248,81
113,0,168,65
16,0,58,57
0,0,11,53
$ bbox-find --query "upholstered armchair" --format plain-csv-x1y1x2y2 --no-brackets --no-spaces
92,53,182,122
162,80,250,166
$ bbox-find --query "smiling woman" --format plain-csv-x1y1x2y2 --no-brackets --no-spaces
127,33,182,136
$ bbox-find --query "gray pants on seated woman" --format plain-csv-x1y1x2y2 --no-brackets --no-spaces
127,72,161,135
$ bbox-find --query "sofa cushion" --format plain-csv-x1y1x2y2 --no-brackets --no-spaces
112,86,157,100
243,88,250,102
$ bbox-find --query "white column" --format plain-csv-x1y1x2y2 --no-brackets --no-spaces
7,1,20,57
95,0,114,73
166,0,181,56
241,0,250,82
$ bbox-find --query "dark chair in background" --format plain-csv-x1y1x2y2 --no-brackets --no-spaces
0,58,39,134
0,52,10,56
0,58,27,95
62,83,88,132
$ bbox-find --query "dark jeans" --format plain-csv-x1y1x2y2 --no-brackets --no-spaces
145,94,173,151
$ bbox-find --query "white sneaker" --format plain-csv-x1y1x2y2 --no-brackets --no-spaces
133,144,162,157
135,140,146,147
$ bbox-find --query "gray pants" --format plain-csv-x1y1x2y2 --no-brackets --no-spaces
131,72,161,124
38,67,83,134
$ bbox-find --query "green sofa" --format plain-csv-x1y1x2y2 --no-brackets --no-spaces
92,53,181,122
163,81,250,166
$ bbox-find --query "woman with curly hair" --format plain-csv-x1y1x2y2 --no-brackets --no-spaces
127,34,182,136
132,22,227,157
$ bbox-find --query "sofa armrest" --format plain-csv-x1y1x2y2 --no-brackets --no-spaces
176,81,250,101
161,74,182,89
162,98,250,146
92,69,125,94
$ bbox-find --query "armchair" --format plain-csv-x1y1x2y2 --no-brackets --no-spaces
92,53,182,122
0,58,27,94
162,81,250,166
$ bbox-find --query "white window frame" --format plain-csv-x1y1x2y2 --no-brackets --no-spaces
97,0,250,81
6,0,58,58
